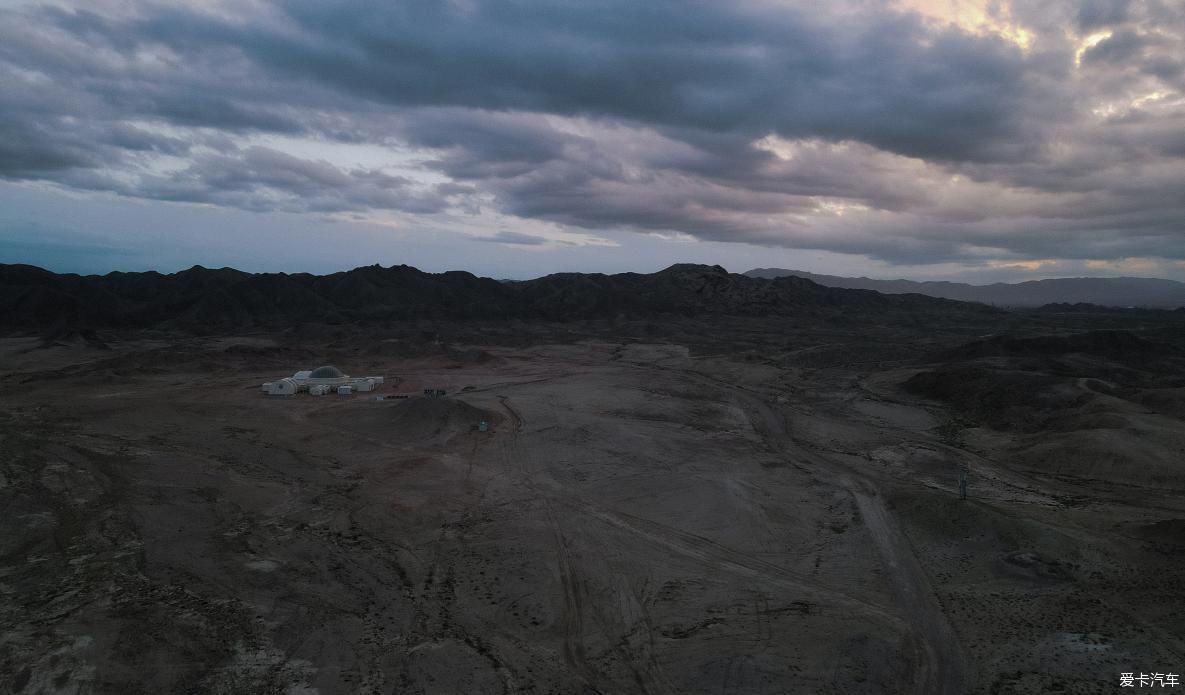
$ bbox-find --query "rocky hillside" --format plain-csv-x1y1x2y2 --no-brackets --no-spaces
745,268,1185,309
906,330,1185,431
0,262,1000,333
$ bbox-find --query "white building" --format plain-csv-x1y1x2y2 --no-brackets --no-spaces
262,365,384,397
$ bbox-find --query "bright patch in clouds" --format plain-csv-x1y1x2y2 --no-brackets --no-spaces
1077,30,1114,66
896,0,1034,50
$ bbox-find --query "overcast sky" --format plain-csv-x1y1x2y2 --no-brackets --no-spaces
2,0,1184,282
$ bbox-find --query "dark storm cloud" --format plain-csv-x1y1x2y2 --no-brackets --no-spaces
0,110,192,178
58,146,451,215
1082,29,1152,65
0,119,94,176
241,0,1052,163
1,0,1055,160
0,0,1183,267
1076,0,1131,30
401,110,586,180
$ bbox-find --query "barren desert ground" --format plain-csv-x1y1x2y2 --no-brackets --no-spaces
2,330,1184,694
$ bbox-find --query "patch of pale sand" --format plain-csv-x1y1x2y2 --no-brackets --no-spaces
853,399,937,430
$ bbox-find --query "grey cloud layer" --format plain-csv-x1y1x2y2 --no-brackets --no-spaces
62,147,452,214
0,0,1183,265
477,231,549,246
256,1,1053,161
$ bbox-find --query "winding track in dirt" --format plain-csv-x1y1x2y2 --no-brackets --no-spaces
740,384,967,695
493,357,967,694
652,362,970,695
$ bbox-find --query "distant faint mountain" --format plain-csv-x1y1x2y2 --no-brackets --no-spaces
0,262,1000,333
744,269,1185,309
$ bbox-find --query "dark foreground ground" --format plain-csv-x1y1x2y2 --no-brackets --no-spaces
2,311,1184,694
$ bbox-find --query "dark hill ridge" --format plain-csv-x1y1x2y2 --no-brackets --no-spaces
905,330,1185,433
938,330,1183,365
0,262,1001,332
745,268,1185,308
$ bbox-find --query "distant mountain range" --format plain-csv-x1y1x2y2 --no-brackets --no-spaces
0,263,999,333
744,269,1185,309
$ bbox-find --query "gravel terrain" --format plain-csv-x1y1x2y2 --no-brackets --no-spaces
2,330,1183,694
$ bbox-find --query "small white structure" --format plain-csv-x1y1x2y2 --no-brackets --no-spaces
337,385,353,396
309,384,332,396
262,377,298,396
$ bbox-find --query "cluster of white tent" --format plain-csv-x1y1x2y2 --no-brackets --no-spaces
261,365,384,397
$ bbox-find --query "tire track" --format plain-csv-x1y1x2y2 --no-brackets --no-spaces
723,373,969,695
638,360,968,695
497,396,608,693
559,495,905,628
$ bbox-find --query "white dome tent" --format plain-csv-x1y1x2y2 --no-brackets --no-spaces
260,377,298,396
